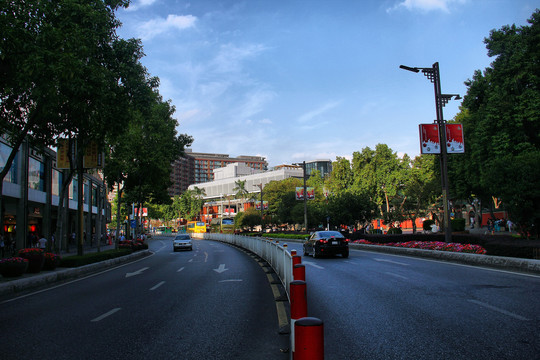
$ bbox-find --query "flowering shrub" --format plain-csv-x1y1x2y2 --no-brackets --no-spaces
43,252,61,270
0,257,29,277
351,240,487,254
18,248,45,257
0,257,29,265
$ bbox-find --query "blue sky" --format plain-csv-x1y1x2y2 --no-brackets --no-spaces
115,0,537,168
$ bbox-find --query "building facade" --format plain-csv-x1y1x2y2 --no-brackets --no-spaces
1,134,109,251
168,149,268,196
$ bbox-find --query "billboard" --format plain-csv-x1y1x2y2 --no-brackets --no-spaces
56,138,73,169
445,124,465,153
296,187,315,200
255,201,268,210
419,124,440,154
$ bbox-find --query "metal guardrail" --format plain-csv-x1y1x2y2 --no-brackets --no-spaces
202,233,294,297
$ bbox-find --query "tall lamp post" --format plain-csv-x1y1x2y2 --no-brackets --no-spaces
400,62,461,243
254,183,264,232
293,161,308,232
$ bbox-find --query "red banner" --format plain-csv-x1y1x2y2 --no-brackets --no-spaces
445,124,465,153
419,124,440,154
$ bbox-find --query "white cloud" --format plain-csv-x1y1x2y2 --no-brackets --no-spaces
137,14,197,40
297,100,341,123
387,0,466,13
126,0,158,12
212,43,268,74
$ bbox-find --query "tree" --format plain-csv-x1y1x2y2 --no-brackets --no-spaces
325,157,353,194
0,0,130,242
233,179,249,212
401,155,440,233
352,144,408,226
449,10,540,237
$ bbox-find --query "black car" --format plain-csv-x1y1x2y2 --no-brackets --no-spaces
303,231,349,258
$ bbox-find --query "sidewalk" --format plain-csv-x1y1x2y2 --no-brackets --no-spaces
0,243,151,298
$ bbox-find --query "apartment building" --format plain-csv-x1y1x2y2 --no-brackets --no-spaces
168,149,268,196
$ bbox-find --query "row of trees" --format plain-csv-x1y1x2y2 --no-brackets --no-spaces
0,1,193,253
162,11,540,237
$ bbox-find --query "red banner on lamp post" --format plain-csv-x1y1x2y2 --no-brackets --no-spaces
419,124,441,154
445,124,465,153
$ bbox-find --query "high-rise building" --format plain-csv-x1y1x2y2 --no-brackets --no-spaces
168,150,268,196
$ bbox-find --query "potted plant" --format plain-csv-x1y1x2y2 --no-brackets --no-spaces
43,252,61,270
18,248,45,273
0,257,29,277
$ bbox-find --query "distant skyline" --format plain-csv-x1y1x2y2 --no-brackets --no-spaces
115,0,537,167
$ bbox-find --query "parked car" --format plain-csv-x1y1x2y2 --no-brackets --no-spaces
173,234,193,252
303,231,349,258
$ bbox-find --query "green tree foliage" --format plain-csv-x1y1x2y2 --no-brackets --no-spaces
352,144,409,222
401,155,440,233
449,10,540,236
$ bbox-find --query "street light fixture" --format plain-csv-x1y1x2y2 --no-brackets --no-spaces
400,62,460,243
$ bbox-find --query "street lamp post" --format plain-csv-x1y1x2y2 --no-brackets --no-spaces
254,183,264,232
293,161,308,232
400,62,461,243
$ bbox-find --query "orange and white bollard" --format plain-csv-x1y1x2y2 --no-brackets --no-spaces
292,254,302,267
293,263,305,281
290,280,307,358
294,317,324,360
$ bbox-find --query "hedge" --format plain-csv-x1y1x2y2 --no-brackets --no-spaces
60,249,133,268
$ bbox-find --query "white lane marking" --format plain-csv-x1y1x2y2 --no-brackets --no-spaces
188,259,193,263
125,267,149,278
213,264,229,273
91,308,122,322
385,272,409,280
303,261,324,269
467,299,531,321
374,258,410,266
149,281,165,291
219,279,243,283
177,267,185,272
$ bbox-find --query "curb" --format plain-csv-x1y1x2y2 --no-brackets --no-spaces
0,250,151,298
348,243,540,275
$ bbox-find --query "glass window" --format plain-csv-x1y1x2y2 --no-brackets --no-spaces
0,142,18,184
92,185,98,206
28,157,45,191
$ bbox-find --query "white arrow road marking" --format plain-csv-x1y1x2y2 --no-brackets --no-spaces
91,308,121,322
213,264,229,273
150,281,165,291
177,267,185,272
374,258,410,266
125,267,149,278
303,261,324,269
468,300,531,321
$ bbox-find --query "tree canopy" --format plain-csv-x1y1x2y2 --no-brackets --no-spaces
449,10,540,236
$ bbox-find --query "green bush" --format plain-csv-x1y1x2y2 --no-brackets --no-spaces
387,227,403,234
60,249,133,268
422,219,435,231
451,218,466,232
264,233,310,240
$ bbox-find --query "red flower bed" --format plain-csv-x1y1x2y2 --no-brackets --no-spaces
351,240,487,254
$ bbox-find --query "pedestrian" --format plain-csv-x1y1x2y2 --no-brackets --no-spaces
0,233,5,257
507,219,514,232
38,235,47,249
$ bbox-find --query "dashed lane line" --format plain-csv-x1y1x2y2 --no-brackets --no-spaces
91,308,122,322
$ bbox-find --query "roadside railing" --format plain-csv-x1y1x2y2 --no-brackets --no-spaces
202,233,294,297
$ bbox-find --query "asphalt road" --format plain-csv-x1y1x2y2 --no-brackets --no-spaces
0,237,289,360
286,242,540,360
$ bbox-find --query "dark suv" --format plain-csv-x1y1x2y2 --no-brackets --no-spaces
303,231,349,258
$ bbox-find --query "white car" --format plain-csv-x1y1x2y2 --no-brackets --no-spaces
173,234,193,251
